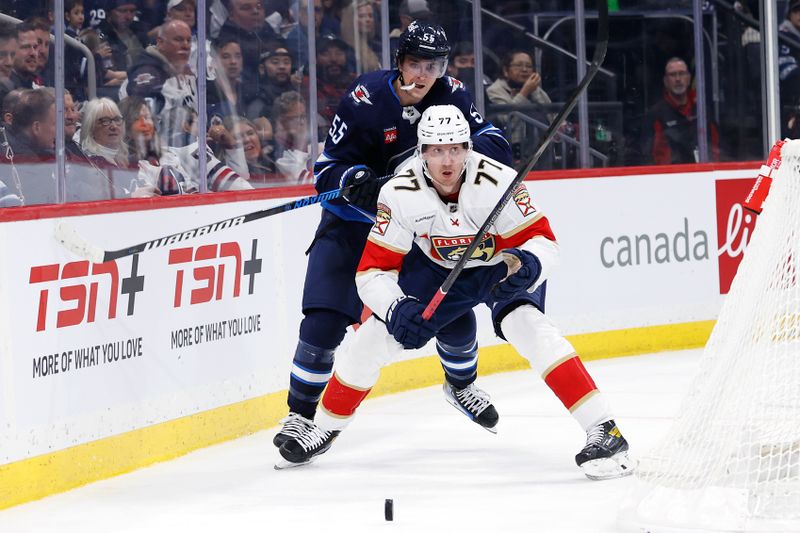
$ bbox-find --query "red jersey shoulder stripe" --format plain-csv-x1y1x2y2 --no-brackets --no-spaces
495,215,556,250
357,239,405,273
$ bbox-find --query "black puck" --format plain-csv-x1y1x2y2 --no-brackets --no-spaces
384,498,394,521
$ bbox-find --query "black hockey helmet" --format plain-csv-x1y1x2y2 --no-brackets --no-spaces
395,21,450,67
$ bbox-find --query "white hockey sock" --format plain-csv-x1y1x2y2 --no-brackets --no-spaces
501,305,613,431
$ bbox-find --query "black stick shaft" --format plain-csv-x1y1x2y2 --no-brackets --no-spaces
422,1,609,320
102,185,355,262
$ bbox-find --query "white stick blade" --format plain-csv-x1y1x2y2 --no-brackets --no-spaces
53,220,105,263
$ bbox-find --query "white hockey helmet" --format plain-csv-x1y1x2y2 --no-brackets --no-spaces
417,104,472,149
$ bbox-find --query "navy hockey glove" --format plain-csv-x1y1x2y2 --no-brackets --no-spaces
492,249,542,301
339,165,380,210
386,297,436,350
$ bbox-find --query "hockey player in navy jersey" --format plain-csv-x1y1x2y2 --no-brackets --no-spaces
277,105,633,480
274,21,512,454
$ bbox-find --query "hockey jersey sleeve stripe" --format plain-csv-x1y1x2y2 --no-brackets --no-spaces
209,164,237,191
357,238,406,273
475,124,504,137
366,233,408,254
495,215,556,250
498,212,545,239
356,266,400,278
313,162,336,181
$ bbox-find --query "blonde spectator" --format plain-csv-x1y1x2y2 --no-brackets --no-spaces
223,115,278,187
80,97,130,168
340,0,380,74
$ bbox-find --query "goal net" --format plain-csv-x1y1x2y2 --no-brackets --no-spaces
618,139,800,533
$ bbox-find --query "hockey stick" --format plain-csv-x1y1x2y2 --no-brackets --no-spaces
422,0,608,320
55,180,380,263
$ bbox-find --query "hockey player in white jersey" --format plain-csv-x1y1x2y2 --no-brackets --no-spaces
277,105,633,480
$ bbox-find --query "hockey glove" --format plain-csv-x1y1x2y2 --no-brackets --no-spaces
491,248,542,301
386,297,437,350
339,165,380,210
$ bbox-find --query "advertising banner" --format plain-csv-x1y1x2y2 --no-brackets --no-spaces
0,165,760,465
0,199,315,463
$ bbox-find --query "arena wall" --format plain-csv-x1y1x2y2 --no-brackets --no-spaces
0,162,758,508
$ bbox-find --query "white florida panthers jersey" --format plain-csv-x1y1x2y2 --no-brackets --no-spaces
356,151,560,319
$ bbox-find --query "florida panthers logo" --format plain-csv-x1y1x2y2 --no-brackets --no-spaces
513,184,536,217
372,202,391,235
350,84,373,105
430,234,496,262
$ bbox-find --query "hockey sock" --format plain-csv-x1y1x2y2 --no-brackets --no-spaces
501,305,612,431
317,373,372,432
288,310,351,418
288,340,336,419
437,337,479,389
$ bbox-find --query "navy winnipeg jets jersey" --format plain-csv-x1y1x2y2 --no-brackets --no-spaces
314,69,511,223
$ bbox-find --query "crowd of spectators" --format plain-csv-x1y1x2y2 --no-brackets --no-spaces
0,0,795,207
0,0,326,206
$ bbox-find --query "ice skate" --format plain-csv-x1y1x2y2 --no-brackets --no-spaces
274,423,340,470
443,382,499,433
272,412,316,448
575,419,634,480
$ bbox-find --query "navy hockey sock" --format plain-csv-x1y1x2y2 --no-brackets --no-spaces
288,340,336,419
437,337,478,389
287,310,350,418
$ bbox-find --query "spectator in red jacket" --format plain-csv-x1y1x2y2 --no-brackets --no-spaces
643,57,720,165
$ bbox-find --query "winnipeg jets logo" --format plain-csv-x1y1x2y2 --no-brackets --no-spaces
350,84,372,105
402,106,421,124
448,77,464,93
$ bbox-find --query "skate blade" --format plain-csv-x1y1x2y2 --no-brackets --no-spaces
580,451,636,480
444,397,498,434
274,456,317,470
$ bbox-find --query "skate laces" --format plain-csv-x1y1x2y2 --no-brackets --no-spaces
585,423,606,447
455,384,491,415
295,424,332,452
279,413,314,439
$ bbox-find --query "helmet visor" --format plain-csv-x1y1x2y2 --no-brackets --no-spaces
401,56,449,78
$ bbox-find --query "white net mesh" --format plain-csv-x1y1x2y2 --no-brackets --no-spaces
618,140,800,533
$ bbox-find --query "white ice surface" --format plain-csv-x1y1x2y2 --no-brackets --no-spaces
0,349,700,533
